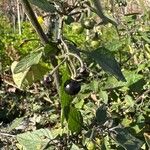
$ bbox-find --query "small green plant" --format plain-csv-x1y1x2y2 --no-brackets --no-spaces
0,0,150,149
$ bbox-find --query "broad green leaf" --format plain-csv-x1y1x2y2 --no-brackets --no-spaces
60,65,72,121
144,133,150,148
8,117,25,132
86,47,126,81
25,63,49,85
110,125,144,150
11,61,29,89
104,70,143,90
14,50,43,74
29,0,56,13
17,129,55,150
11,62,49,88
68,107,83,133
96,104,108,125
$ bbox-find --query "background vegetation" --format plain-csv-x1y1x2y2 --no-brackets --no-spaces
0,0,150,149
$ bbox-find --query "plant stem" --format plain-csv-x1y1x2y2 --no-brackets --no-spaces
136,89,150,103
20,0,49,44
0,132,16,138
93,0,117,26
17,0,21,34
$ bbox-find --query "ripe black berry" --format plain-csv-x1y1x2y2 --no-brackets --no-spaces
41,75,53,88
64,79,81,95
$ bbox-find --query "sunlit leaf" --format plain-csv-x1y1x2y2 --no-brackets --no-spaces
17,129,55,150
68,107,83,133
14,50,43,74
8,117,25,132
11,61,29,88
11,61,49,89
86,47,126,81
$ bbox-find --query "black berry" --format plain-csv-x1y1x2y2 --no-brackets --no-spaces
64,79,81,95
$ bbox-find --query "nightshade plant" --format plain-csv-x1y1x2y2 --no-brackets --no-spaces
1,0,150,149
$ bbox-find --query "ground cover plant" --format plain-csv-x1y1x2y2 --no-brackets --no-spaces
0,0,150,149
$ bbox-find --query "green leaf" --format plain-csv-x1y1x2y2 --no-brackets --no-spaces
110,125,144,150
104,70,143,90
124,95,134,108
17,129,55,150
29,0,56,13
68,107,83,133
8,117,25,132
60,65,72,108
102,135,111,150
96,104,108,125
121,117,132,127
105,39,124,52
75,99,84,109
144,133,150,148
86,47,126,81
11,62,49,88
139,32,150,44
11,61,30,88
99,90,108,104
70,143,81,150
25,63,49,85
60,65,72,121
91,80,99,92
14,50,43,74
